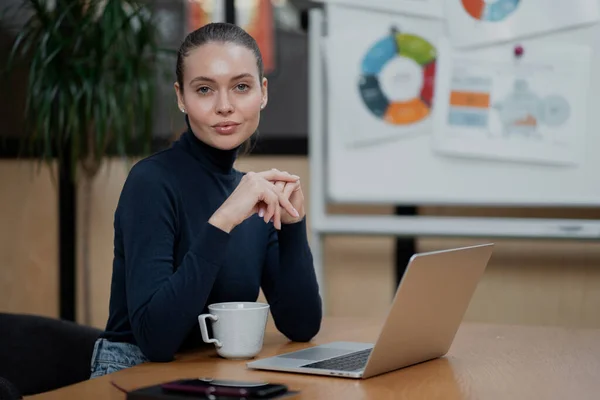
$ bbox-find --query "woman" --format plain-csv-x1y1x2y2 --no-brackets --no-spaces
89,22,322,378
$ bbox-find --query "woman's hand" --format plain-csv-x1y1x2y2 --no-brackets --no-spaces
255,169,305,225
270,169,305,225
208,170,300,233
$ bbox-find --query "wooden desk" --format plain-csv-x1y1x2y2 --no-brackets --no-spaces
28,317,600,399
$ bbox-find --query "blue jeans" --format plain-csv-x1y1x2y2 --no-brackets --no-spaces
89,338,149,378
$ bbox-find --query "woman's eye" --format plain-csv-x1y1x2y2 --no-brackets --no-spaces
236,83,249,92
197,86,210,94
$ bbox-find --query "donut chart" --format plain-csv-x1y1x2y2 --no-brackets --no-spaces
358,29,436,126
462,0,520,22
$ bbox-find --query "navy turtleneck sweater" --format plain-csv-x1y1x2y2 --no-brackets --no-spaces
101,126,322,362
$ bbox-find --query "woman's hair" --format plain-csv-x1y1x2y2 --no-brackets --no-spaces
176,22,264,92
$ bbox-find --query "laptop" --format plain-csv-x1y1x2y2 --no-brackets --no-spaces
247,243,494,379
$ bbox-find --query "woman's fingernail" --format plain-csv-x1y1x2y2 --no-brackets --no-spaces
292,175,300,179
293,207,299,217
259,209,264,218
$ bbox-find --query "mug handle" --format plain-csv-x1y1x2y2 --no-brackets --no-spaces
198,314,223,348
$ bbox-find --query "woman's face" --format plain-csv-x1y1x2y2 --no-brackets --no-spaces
175,42,267,150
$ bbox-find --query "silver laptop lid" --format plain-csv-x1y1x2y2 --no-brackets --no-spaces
362,243,494,378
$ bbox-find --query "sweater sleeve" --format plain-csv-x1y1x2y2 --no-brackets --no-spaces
117,160,230,362
260,218,322,342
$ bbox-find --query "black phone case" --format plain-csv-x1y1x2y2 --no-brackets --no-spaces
126,384,299,400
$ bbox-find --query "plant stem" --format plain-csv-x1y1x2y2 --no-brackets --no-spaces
82,175,92,325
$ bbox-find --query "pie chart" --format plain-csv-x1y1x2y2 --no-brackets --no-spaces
462,0,520,22
358,27,436,126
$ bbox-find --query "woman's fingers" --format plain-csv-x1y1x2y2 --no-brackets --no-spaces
258,168,299,183
273,197,281,230
274,188,298,218
274,180,286,196
270,176,299,218
257,201,266,218
283,180,300,199
260,181,285,221
262,184,296,229
251,171,302,228
260,175,297,218
272,181,286,225
263,190,277,225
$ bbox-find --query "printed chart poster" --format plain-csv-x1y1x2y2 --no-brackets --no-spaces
326,5,444,147
432,38,591,166
446,0,599,48
318,0,445,19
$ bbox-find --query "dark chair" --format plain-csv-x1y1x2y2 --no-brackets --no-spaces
0,376,21,400
0,312,102,396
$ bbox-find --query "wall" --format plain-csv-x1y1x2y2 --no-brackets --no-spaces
2,157,600,330
0,160,59,317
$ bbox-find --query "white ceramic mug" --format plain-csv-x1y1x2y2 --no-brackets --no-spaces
198,302,269,359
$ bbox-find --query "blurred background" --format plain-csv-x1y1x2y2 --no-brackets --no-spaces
2,0,600,335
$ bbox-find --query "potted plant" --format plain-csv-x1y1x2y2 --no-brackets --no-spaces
3,0,170,324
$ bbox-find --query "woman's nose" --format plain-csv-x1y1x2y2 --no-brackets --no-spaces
215,92,234,115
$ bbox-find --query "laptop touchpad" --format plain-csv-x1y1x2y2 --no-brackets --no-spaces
277,347,352,361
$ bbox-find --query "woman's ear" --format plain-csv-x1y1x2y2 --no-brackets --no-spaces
260,77,268,110
174,82,186,113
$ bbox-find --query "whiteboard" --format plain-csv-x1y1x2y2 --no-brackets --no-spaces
324,3,600,207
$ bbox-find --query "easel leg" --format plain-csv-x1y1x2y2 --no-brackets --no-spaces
395,206,417,286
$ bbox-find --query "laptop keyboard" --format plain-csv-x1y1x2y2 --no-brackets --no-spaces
300,348,372,371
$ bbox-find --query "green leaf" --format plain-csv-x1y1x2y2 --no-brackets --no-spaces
5,0,171,181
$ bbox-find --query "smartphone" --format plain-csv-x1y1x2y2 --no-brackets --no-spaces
160,378,288,398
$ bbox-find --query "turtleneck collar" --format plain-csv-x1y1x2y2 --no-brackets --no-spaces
177,115,239,175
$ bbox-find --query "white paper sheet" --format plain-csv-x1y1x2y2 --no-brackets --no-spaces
326,5,444,147
445,0,599,48
315,0,445,19
432,38,591,166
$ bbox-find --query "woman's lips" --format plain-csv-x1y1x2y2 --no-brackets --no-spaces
213,121,241,135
